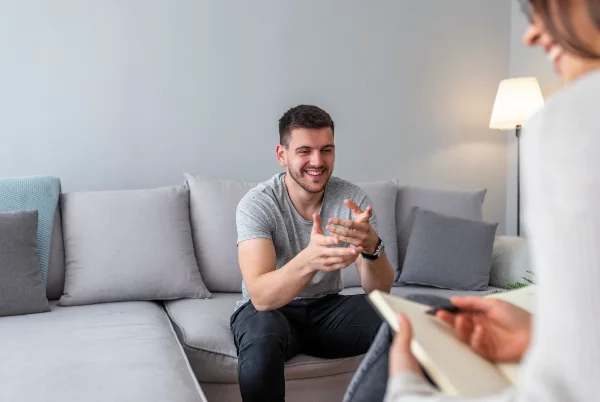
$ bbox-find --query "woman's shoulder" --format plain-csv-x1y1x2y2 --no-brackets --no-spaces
534,70,600,126
523,70,600,186
525,70,600,147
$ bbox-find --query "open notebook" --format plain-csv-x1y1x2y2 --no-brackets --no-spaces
368,286,535,398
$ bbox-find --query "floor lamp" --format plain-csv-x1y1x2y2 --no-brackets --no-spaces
489,77,544,236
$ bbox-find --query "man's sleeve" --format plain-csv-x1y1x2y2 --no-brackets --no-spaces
236,191,274,245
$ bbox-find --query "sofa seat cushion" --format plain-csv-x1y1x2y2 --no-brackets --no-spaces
165,293,364,383
0,301,206,402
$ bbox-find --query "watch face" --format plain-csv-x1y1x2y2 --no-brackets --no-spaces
374,240,384,257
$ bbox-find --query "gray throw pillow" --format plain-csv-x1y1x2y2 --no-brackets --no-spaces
395,184,487,280
59,185,210,306
0,210,50,317
399,208,498,291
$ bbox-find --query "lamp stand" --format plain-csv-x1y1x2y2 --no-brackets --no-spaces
516,124,521,237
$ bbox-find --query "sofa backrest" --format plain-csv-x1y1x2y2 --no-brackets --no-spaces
46,177,488,298
184,174,257,293
184,174,401,292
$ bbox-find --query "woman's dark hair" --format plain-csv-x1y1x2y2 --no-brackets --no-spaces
525,0,600,59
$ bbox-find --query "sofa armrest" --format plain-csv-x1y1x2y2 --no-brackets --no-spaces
489,236,531,289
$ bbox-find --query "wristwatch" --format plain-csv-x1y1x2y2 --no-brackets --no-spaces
361,237,384,260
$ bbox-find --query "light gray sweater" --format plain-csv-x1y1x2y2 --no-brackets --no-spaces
385,69,600,402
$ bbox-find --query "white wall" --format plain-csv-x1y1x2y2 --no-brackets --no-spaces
0,0,511,233
506,1,562,234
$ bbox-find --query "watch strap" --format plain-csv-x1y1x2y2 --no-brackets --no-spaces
361,237,383,260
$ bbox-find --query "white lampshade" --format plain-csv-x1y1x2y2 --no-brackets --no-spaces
489,77,544,130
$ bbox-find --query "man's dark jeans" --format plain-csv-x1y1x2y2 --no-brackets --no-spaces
230,293,383,402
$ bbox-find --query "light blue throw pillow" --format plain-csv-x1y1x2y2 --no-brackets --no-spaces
0,176,61,287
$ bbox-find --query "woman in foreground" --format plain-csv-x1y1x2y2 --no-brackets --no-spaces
344,1,600,401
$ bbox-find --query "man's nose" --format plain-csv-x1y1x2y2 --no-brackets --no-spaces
310,151,323,166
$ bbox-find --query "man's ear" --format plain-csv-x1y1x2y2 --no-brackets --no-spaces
276,144,288,167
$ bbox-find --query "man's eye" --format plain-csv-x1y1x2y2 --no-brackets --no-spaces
299,150,309,155
322,149,332,153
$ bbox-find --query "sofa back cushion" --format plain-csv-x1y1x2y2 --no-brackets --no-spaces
185,175,399,292
185,174,257,292
340,181,399,288
46,206,66,300
395,183,487,280
58,185,210,306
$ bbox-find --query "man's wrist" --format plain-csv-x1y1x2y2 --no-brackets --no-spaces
297,249,317,276
361,236,384,260
364,244,377,254
364,232,380,254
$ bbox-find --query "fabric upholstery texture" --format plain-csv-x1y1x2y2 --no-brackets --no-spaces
59,185,210,306
184,174,257,293
166,286,502,385
185,175,400,291
395,184,487,280
398,208,498,290
0,175,61,286
46,206,65,300
0,210,50,317
0,301,206,402
165,293,364,384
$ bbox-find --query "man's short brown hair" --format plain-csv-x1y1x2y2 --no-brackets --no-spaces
278,105,335,147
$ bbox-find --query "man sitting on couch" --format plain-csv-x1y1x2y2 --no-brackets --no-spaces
231,104,394,402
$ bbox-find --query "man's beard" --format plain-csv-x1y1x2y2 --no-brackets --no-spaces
288,165,330,194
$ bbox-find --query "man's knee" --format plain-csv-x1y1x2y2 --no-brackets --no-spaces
232,305,292,352
233,309,290,402
234,308,292,385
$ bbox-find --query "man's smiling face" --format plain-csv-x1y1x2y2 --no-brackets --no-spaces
280,127,335,194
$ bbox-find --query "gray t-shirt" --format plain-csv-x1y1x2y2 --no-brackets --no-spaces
235,172,378,310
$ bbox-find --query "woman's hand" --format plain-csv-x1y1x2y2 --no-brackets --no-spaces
388,297,532,379
436,297,532,363
389,313,425,378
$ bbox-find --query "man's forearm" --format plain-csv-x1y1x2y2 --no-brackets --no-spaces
248,251,315,311
356,252,394,294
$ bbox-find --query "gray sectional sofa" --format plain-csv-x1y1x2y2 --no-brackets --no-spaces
0,175,528,402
